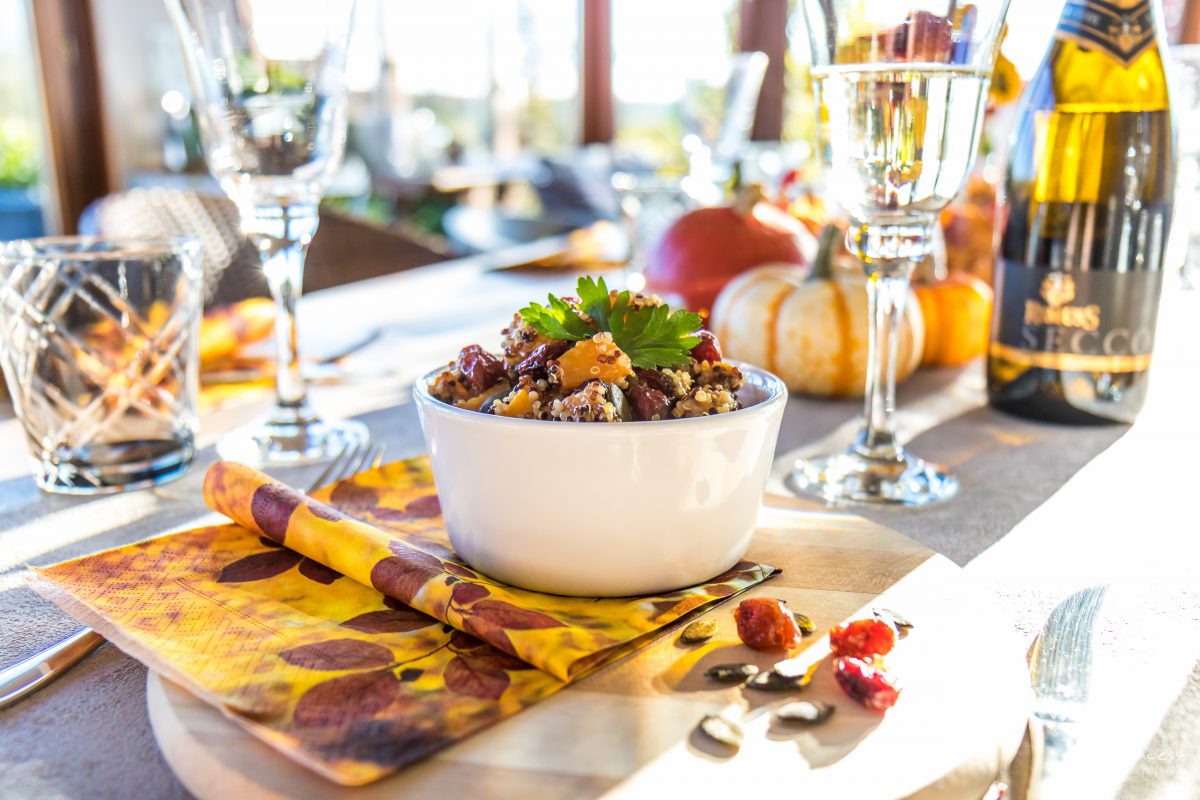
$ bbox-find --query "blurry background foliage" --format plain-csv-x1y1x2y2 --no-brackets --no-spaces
0,119,39,189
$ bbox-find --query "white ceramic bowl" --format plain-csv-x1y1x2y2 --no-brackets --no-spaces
413,364,787,596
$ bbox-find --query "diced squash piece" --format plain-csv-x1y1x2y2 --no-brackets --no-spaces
458,393,489,411
555,336,632,390
457,382,511,412
494,388,534,417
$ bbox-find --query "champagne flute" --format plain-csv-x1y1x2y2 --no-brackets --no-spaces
791,0,1009,505
166,0,367,465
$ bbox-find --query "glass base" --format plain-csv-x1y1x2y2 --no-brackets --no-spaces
216,403,368,467
788,449,957,506
34,437,195,495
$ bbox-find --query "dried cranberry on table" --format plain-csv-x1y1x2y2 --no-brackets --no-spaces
834,656,901,711
690,330,723,364
455,345,506,393
628,383,671,421
828,618,896,660
515,340,572,378
734,598,803,651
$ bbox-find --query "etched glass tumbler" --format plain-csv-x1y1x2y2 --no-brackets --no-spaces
0,237,202,494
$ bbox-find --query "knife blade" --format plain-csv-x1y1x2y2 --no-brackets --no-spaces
1029,584,1109,797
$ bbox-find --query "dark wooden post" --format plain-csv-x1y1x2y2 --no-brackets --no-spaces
582,0,614,144
30,0,112,234
738,0,788,141
1179,0,1200,42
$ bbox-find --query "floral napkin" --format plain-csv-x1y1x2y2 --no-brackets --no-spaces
32,457,776,786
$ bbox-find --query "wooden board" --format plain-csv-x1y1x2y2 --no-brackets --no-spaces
147,504,1032,799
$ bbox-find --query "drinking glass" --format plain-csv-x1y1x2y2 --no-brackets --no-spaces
680,50,769,205
792,0,1010,505
165,0,366,465
0,237,202,494
611,171,694,293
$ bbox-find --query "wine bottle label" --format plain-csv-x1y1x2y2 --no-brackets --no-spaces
990,260,1163,373
1056,0,1156,66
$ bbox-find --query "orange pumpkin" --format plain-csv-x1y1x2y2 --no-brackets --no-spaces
711,228,925,398
644,184,813,312
914,272,993,367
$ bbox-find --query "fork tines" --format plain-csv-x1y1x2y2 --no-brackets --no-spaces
306,441,386,494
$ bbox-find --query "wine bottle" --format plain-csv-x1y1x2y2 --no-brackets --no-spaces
987,0,1175,424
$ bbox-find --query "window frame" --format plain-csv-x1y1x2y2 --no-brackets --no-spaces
42,0,1200,215
582,0,788,144
30,0,112,234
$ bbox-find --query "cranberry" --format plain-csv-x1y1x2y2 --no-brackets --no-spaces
734,598,803,651
634,368,676,396
834,656,900,711
515,340,572,378
456,345,505,393
628,383,671,421
690,330,722,364
829,618,896,660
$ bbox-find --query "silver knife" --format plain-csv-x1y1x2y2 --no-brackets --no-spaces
1029,584,1109,798
0,629,105,710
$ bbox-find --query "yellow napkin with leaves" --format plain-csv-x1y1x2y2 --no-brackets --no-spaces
32,457,775,785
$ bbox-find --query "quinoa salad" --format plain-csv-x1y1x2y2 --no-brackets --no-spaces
428,277,745,422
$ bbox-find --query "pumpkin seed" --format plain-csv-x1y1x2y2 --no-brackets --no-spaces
705,663,759,684
698,714,743,749
771,658,818,683
875,608,914,637
608,384,634,422
747,670,808,692
679,619,718,644
875,608,913,629
793,612,816,636
477,383,513,415
775,700,835,725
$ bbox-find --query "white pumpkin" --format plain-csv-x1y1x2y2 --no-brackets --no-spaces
711,264,925,398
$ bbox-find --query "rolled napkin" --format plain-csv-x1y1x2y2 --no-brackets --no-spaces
33,456,775,785
204,460,769,681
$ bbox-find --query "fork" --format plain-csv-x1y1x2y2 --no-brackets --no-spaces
0,442,386,711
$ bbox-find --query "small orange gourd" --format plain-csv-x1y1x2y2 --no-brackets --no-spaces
913,272,993,367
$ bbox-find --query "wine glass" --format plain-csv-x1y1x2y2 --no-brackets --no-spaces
791,0,1010,505
165,0,367,465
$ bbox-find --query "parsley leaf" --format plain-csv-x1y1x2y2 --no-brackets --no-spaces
519,276,703,369
576,275,613,331
609,299,702,369
518,293,594,341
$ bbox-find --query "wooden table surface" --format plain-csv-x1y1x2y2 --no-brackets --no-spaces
144,513,1030,800
2,246,1199,799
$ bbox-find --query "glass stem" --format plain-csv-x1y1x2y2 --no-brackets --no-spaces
854,268,911,463
243,203,319,417
620,195,642,268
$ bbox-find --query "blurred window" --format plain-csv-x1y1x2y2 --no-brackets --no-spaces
350,0,581,164
0,0,47,238
611,0,739,167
